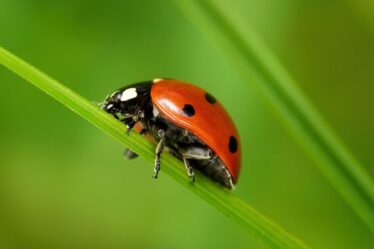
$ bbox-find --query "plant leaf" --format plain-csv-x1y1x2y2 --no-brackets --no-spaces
0,46,311,249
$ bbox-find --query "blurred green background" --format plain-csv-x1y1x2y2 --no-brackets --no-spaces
0,0,373,248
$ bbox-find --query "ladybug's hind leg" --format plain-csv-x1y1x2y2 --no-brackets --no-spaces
152,129,165,179
124,148,138,160
180,146,212,183
183,158,195,183
180,147,212,160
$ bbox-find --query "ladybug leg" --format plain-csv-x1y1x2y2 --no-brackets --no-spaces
180,146,212,160
124,110,145,134
152,129,165,179
180,147,212,183
123,128,148,160
123,118,136,134
183,158,195,183
124,148,138,159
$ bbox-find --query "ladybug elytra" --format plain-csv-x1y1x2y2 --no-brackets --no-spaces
101,79,240,189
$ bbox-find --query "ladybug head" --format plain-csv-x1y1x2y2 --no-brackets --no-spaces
101,82,153,126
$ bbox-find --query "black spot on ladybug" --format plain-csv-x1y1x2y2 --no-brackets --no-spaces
228,136,238,153
205,93,216,104
183,104,195,117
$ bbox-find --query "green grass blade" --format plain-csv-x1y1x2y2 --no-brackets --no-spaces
171,0,374,233
0,46,311,249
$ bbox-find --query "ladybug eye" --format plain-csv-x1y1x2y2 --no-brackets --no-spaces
108,91,120,100
113,93,122,102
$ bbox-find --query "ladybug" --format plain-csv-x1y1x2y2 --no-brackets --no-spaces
101,79,240,189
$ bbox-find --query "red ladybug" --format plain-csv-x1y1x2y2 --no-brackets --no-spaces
101,79,241,189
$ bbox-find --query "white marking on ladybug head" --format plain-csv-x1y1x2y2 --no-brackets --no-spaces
120,88,137,101
153,78,163,83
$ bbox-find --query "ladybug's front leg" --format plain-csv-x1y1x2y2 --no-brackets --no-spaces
122,117,136,134
124,110,145,135
123,125,149,160
152,129,165,179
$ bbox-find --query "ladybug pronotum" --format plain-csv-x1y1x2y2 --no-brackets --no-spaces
101,79,241,189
